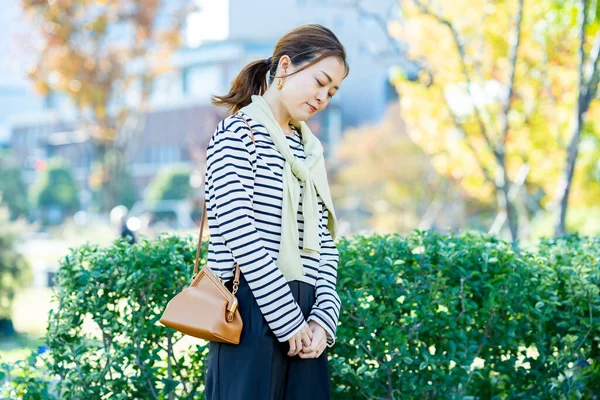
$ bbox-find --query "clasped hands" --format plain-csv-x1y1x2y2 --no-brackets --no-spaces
287,320,327,359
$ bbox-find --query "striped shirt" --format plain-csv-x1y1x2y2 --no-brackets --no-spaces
204,110,341,347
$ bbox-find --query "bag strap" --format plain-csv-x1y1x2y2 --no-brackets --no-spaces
193,113,256,290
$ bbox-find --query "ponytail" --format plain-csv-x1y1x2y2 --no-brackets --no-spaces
210,58,272,114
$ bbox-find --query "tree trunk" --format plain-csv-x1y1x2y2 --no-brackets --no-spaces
0,318,16,337
554,111,583,237
554,0,589,237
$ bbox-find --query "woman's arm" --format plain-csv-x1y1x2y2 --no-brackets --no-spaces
307,207,341,347
205,118,307,342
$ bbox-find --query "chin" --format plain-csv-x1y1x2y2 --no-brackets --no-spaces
291,111,308,122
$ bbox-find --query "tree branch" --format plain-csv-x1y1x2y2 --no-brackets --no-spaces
582,28,600,110
554,0,591,236
441,92,498,187
498,0,525,153
347,0,405,56
411,0,500,163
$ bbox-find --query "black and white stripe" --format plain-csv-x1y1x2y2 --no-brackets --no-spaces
204,111,341,346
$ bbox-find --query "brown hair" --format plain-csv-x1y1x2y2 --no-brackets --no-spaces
211,24,349,114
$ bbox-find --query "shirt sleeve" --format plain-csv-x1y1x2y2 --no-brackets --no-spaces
307,206,341,347
205,118,307,343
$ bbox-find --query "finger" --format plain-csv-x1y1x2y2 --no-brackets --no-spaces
305,327,313,340
288,340,296,356
298,351,315,359
303,346,318,358
290,337,297,356
302,341,312,352
318,344,327,357
301,332,312,348
312,341,322,356
307,335,321,352
293,336,302,356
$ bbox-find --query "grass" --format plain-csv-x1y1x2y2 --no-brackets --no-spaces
0,333,45,364
0,288,54,365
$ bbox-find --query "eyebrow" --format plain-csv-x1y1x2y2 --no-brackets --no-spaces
320,70,339,90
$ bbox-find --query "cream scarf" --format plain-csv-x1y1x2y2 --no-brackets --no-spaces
239,95,338,281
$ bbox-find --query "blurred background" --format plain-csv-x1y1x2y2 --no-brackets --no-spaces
0,0,598,366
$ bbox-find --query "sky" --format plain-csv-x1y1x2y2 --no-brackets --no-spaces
185,0,229,47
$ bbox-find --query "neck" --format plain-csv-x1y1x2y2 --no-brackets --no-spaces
260,90,293,135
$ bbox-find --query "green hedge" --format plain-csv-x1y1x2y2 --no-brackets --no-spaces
331,232,599,399
1,231,598,399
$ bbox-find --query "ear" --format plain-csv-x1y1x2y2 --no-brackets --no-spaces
278,55,292,73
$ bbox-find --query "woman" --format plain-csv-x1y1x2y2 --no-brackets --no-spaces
203,24,349,399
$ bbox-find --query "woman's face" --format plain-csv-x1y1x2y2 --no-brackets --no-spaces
277,55,346,121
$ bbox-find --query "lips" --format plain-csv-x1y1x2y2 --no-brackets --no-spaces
307,103,317,112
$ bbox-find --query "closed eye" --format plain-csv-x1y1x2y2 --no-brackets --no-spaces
315,79,334,98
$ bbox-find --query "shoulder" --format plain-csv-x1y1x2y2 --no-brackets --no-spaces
214,112,252,138
210,112,256,149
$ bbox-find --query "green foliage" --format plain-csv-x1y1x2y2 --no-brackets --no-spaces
533,235,600,397
29,158,80,224
146,164,192,204
0,206,31,323
330,231,599,399
0,350,56,399
43,235,208,399
113,168,139,210
90,160,139,212
2,232,598,399
0,152,29,221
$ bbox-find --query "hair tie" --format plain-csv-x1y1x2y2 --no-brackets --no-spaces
266,57,272,68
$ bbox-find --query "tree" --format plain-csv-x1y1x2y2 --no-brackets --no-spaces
0,151,29,221
30,158,80,225
553,0,600,236
333,103,491,234
89,157,139,212
21,0,196,212
146,164,192,203
384,0,600,242
0,205,31,336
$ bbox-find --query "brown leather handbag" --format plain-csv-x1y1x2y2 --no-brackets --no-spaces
159,113,255,344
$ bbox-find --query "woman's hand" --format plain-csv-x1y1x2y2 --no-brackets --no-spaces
287,322,313,356
298,321,327,359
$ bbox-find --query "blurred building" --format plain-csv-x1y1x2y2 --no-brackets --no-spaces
3,0,416,208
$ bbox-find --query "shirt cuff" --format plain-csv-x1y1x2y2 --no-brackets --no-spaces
275,316,307,343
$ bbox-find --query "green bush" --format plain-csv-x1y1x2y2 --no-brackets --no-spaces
331,231,599,399
89,160,139,213
146,164,192,204
0,153,29,221
0,350,56,399
0,205,31,331
43,235,208,399
29,158,80,225
532,235,600,396
1,231,598,399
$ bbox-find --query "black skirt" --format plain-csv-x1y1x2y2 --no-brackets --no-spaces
204,272,331,400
